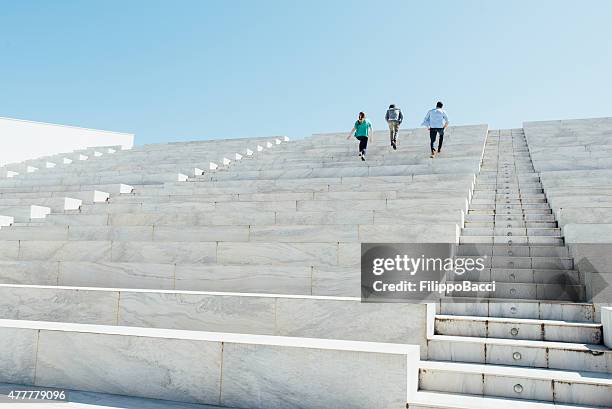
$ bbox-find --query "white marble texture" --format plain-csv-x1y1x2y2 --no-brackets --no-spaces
217,242,337,266
110,242,216,263
118,292,277,334
0,286,118,324
66,226,154,241
275,298,428,354
275,210,374,225
0,260,59,285
174,264,311,294
152,226,249,242
58,261,174,289
358,224,460,243
35,330,222,404
311,265,360,296
249,224,358,242
0,327,38,385
220,342,410,409
18,241,112,262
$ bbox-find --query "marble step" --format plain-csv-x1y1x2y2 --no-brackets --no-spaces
476,179,541,184
438,300,596,322
0,319,416,409
0,205,51,222
0,240,359,266
469,203,551,210
468,208,552,215
182,173,466,188
427,335,611,373
459,236,564,245
0,190,110,205
201,163,481,181
0,197,82,212
75,198,469,214
465,222,558,229
0,260,332,295
0,222,459,243
407,390,603,409
0,284,430,351
418,361,611,407
473,189,544,195
461,228,561,237
0,183,133,195
455,255,573,269
0,172,187,187
434,315,602,344
465,214,556,222
471,198,548,204
445,282,585,302
448,268,582,285
109,189,419,203
43,209,464,227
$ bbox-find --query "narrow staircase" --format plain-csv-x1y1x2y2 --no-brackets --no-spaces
409,128,611,408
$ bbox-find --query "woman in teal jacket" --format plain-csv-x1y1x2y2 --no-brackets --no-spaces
346,111,373,161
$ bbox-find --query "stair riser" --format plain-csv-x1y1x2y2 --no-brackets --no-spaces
448,268,582,284
457,245,569,257
419,369,610,407
435,319,602,344
439,302,595,322
427,340,611,373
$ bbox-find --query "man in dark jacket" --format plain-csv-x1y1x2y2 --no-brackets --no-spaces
385,104,403,150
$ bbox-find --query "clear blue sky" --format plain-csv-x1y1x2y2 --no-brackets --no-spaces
1,0,610,144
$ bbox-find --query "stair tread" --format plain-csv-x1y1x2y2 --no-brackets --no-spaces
429,334,609,351
419,360,612,385
434,315,602,327
409,391,602,409
440,297,593,305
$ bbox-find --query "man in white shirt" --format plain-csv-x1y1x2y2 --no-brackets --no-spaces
421,101,449,158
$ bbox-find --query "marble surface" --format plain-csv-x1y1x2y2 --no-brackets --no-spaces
174,264,311,294
118,291,276,334
275,297,428,354
217,242,337,266
0,260,59,285
250,224,358,242
0,286,118,325
35,330,222,404
58,261,175,289
603,307,612,348
220,342,410,409
0,327,37,385
18,241,112,262
152,226,249,242
111,242,216,263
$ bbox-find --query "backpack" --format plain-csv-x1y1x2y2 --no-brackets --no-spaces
387,108,400,121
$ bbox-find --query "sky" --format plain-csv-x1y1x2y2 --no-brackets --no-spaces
1,0,611,145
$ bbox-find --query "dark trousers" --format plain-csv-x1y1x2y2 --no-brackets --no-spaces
356,136,368,154
429,128,445,152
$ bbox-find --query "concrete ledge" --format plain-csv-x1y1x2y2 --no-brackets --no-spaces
0,319,418,408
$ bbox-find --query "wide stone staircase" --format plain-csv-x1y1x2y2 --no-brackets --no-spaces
0,123,609,408
409,128,611,408
0,125,485,408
